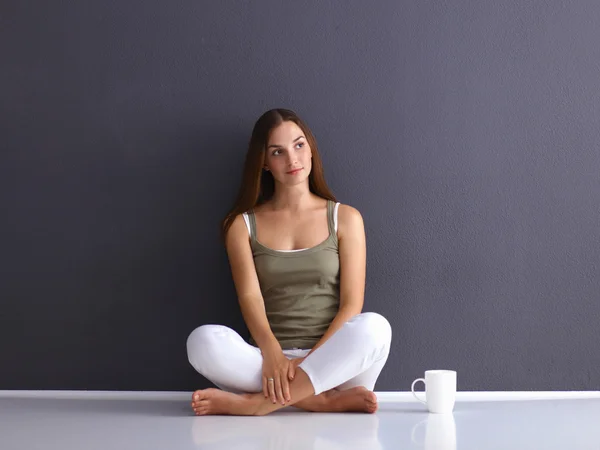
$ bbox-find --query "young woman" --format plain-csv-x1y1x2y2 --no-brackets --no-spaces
186,109,392,416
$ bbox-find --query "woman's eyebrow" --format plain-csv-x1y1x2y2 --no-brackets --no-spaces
267,135,305,149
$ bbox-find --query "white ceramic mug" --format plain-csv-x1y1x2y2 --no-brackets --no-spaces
411,370,457,413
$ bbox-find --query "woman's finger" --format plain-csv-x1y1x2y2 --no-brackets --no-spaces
288,361,296,381
262,376,268,398
281,370,291,403
268,377,277,404
275,374,285,405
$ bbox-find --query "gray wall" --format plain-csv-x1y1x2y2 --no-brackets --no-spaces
1,1,599,391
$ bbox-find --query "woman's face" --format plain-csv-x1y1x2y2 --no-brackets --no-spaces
264,121,312,185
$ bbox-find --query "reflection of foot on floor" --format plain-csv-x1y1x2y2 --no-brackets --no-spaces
297,387,378,413
190,388,260,416
191,415,277,447
190,406,383,450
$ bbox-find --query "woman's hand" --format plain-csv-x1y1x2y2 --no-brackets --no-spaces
261,347,292,405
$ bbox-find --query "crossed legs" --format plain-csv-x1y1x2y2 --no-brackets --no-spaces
186,312,392,416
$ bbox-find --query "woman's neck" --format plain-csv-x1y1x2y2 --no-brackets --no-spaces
269,186,318,213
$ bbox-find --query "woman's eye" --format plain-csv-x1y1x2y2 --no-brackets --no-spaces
272,143,303,155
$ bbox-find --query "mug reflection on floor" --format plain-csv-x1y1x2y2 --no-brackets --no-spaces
411,413,457,450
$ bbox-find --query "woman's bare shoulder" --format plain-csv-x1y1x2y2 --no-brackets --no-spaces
336,203,364,237
225,213,250,246
337,203,363,221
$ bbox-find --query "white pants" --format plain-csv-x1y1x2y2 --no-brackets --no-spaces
186,312,392,396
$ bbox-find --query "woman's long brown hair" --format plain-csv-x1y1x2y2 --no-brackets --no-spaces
221,108,337,242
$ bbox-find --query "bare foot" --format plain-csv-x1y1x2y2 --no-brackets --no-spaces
297,387,378,413
190,388,262,416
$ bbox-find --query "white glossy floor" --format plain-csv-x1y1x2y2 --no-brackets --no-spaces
1,391,600,449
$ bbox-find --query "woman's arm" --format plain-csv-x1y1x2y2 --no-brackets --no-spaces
225,214,280,352
304,204,366,357
227,214,294,404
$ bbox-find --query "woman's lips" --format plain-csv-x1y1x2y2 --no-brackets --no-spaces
286,168,303,175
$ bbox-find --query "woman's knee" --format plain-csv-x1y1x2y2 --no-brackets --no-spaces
186,324,224,374
352,312,392,348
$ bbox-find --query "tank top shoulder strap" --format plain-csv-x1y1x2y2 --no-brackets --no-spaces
326,200,337,244
246,209,257,241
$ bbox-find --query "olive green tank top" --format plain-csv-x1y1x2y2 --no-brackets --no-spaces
246,200,341,349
